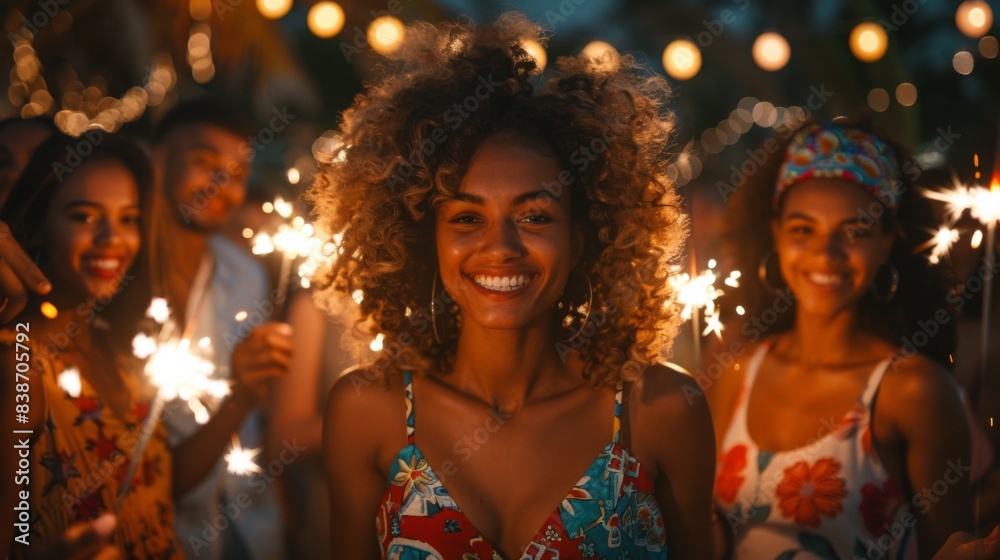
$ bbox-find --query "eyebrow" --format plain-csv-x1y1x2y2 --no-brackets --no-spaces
187,144,222,155
440,189,558,206
63,200,140,211
784,212,872,226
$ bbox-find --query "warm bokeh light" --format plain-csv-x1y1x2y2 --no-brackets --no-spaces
662,39,701,80
850,22,888,62
867,88,890,112
308,2,345,39
190,0,212,21
582,40,618,70
895,82,917,106
367,15,404,55
257,0,292,19
40,301,58,319
957,1,994,38
954,51,975,75
522,39,547,72
752,32,790,71
980,36,999,58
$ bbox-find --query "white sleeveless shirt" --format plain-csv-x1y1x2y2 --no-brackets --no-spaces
715,342,913,560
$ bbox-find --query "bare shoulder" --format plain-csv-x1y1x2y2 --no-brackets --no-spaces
877,352,964,430
324,366,405,457
629,363,715,480
632,362,706,414
326,366,404,419
882,352,960,403
630,364,713,444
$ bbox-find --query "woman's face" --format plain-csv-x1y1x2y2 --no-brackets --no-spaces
772,178,894,318
434,135,583,334
42,160,141,304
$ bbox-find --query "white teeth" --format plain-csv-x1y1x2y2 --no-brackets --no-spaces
472,274,532,292
84,259,122,271
85,258,121,271
808,273,843,286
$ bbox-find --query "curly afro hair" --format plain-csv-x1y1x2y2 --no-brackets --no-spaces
307,13,686,386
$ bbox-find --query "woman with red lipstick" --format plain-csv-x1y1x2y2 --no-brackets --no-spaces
705,121,993,559
314,14,713,559
0,133,182,558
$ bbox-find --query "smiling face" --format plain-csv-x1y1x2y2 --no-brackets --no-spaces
434,134,583,335
157,124,250,232
772,178,894,319
41,160,142,304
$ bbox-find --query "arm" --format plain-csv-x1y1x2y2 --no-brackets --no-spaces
639,365,716,558
172,322,292,496
701,336,755,560
0,221,52,323
268,290,327,457
881,356,974,558
324,370,389,560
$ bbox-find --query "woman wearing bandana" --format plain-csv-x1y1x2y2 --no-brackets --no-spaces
706,121,985,559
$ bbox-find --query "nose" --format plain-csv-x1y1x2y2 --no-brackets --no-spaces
480,217,527,262
94,216,124,246
819,231,848,260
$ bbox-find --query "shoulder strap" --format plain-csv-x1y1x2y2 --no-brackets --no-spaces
861,358,893,410
742,341,771,396
612,381,624,444
403,370,415,446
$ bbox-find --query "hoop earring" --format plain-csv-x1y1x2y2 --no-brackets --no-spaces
757,251,785,296
871,263,899,303
558,269,593,344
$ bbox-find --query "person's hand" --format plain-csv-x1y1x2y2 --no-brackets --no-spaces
0,220,51,323
34,513,121,559
933,526,1000,560
231,322,292,403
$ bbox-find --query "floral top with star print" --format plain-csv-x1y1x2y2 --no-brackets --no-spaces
4,331,181,560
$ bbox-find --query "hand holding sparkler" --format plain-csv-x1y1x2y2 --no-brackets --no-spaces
230,321,293,403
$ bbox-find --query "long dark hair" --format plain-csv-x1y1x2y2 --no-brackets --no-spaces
722,118,956,368
0,131,155,353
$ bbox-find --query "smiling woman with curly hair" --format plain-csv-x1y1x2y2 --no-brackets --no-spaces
313,13,714,559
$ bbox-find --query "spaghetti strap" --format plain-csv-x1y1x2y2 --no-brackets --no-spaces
860,358,892,410
742,341,771,394
612,381,624,444
403,370,415,446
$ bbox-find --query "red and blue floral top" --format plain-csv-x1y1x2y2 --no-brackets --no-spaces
376,370,668,559
715,342,912,560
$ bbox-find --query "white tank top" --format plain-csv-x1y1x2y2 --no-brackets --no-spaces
715,342,913,560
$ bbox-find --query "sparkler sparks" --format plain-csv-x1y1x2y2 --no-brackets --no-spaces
667,262,740,340
249,197,341,298
57,367,81,398
225,434,263,475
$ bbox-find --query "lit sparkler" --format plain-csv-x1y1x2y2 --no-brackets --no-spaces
667,260,740,342
118,298,227,505
224,434,262,475
916,226,962,265
249,197,340,303
57,367,81,398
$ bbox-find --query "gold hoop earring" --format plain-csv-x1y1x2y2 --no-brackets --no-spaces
430,271,444,345
558,269,593,344
871,263,899,303
757,251,786,296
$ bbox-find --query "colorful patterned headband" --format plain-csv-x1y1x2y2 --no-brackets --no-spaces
774,124,902,213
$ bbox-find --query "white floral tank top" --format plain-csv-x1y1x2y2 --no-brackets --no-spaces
715,342,913,560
